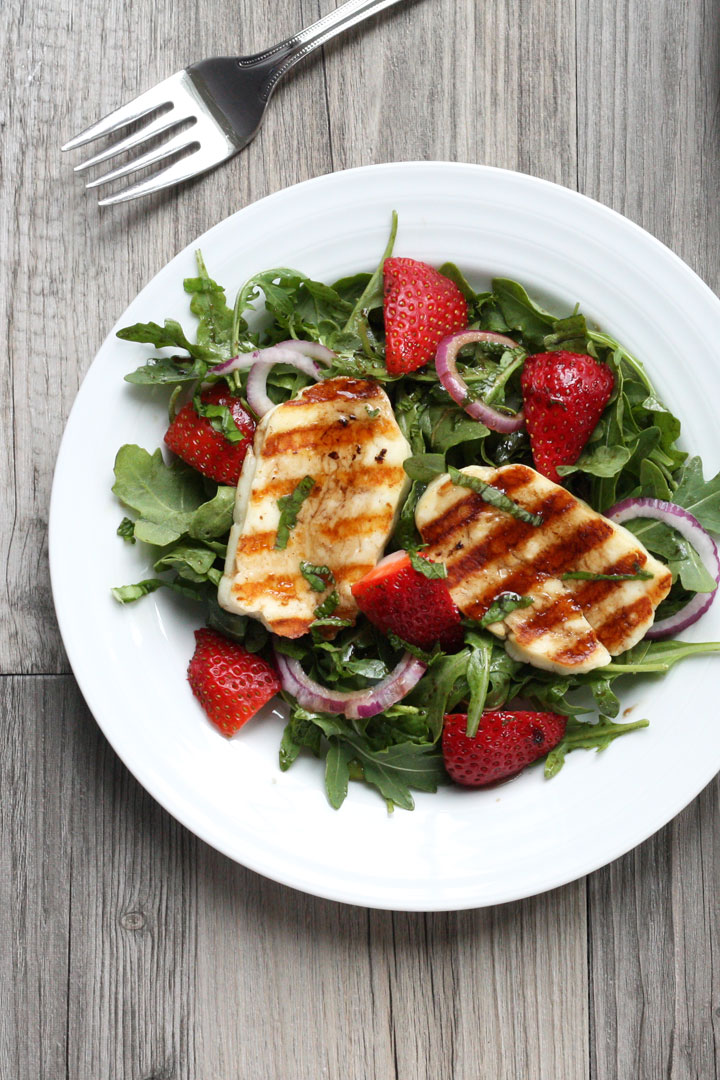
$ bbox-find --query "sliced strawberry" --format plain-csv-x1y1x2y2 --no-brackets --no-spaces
383,257,468,375
187,628,280,737
165,384,255,485
520,351,614,483
351,550,464,652
442,710,567,787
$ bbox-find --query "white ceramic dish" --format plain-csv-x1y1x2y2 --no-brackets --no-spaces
50,162,720,910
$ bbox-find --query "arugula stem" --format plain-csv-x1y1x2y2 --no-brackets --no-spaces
342,210,398,338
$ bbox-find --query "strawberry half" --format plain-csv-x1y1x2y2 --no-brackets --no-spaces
165,384,255,485
351,550,464,652
187,628,280,737
520,351,614,483
383,257,468,375
442,710,567,787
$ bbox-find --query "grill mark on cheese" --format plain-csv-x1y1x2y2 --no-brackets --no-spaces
568,551,649,609
552,631,602,665
262,417,396,457
284,377,381,404
251,463,405,503
318,510,394,543
510,593,582,642
236,531,275,556
593,594,656,651
444,489,577,591
231,574,299,605
219,377,411,638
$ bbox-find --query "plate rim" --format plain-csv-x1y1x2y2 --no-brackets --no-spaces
49,160,720,911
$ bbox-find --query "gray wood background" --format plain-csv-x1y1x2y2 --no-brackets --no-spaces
2,0,719,1076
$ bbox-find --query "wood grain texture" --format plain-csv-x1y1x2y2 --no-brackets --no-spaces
1,0,719,1077
578,2,720,1076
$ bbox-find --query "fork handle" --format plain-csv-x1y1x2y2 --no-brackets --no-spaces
241,0,408,101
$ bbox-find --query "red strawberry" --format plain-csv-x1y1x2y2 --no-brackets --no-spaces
383,257,468,375
187,628,280,737
351,550,464,651
442,710,567,787
520,351,614,483
165,384,255,485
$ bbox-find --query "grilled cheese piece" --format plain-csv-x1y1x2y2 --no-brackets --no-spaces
415,464,672,674
218,377,411,637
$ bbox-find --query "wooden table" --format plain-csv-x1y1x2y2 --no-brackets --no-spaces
3,0,719,1075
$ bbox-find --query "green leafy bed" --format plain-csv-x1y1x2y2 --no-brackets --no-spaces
112,216,720,811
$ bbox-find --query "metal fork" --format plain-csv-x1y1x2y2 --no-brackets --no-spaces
62,0,406,206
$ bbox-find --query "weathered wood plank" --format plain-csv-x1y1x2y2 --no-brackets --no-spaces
1,675,589,1080
578,1,720,1076
588,779,720,1080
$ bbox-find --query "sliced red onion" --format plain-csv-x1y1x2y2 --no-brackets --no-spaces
215,341,336,418
606,496,720,638
435,330,525,433
246,362,275,417
275,649,426,719
214,340,335,375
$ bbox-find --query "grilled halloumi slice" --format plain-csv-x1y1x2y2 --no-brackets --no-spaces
415,464,672,674
218,377,411,637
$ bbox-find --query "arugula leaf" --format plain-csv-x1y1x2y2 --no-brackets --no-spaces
117,517,136,544
184,251,235,356
403,453,446,484
600,638,720,675
448,466,543,525
465,637,492,737
188,487,236,541
478,593,534,626
408,549,447,579
154,542,218,584
492,278,555,344
117,319,221,361
343,210,398,343
111,578,202,604
113,445,206,545
544,716,649,778
341,736,446,810
275,476,315,550
386,632,442,663
124,355,207,385
557,444,631,479
324,740,353,809
672,457,720,533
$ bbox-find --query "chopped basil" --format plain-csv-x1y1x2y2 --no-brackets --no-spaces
561,569,655,582
478,593,534,627
275,476,315,550
300,562,335,592
448,466,543,525
408,549,447,580
313,590,340,619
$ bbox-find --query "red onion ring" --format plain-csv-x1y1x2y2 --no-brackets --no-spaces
606,496,720,638
214,340,335,375
275,649,426,719
435,330,525,433
214,341,336,417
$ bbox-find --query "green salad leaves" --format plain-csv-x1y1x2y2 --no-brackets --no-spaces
111,220,720,811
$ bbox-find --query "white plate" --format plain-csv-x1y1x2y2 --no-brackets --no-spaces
50,162,720,911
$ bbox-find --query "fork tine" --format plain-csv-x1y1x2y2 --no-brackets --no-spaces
61,71,185,152
84,128,199,189
96,144,225,206
73,107,182,173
